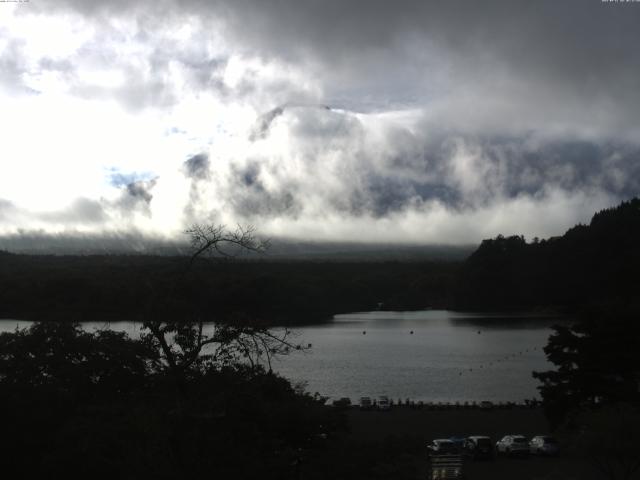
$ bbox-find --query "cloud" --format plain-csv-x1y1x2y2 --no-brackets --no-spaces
157,105,635,242
114,178,157,216
182,153,210,180
0,35,38,96
0,199,17,221
1,1,639,247
21,0,640,138
38,197,107,224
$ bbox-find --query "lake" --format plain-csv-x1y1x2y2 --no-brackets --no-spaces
0,310,562,403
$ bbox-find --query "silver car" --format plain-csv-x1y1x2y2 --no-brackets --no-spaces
529,435,560,455
496,435,529,456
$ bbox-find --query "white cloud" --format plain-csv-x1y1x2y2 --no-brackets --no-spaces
0,2,639,246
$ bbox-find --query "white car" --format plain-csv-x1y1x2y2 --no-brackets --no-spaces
529,435,560,455
495,435,529,456
359,396,372,410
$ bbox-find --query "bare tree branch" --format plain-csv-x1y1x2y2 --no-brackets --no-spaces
140,223,304,392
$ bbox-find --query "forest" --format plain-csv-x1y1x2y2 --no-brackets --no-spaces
1,199,639,479
0,253,458,325
454,198,640,312
2,198,639,323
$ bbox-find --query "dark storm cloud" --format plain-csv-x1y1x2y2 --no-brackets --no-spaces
5,1,639,243
349,176,462,218
183,153,210,180
228,161,302,219
223,106,640,223
126,180,155,204
112,179,158,217
33,0,640,138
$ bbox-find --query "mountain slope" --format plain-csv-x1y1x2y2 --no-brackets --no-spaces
454,198,640,310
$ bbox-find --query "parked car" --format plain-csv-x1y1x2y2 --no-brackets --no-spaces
463,436,494,460
427,439,460,455
378,396,391,410
495,435,529,456
332,397,351,408
529,435,560,456
449,436,466,452
359,396,372,410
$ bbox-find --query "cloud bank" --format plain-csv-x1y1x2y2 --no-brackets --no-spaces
1,1,639,245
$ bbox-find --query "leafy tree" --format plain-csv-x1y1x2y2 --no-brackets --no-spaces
533,308,640,428
0,321,154,398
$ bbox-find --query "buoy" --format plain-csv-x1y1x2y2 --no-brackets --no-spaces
410,330,414,334
362,331,366,335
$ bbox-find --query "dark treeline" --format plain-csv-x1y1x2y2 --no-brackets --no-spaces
0,254,458,324
0,322,348,480
454,198,640,312
2,198,640,323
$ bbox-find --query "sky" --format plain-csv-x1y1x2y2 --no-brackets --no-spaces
1,0,639,246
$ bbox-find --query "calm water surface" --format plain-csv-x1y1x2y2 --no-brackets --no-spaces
273,310,562,403
0,310,562,403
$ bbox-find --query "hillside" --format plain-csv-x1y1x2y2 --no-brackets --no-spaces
454,198,640,311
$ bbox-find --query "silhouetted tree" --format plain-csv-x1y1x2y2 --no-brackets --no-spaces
0,321,154,398
533,307,640,428
140,224,301,394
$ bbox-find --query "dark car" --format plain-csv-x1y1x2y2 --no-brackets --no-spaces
463,436,494,460
427,439,460,455
449,436,466,452
332,397,352,408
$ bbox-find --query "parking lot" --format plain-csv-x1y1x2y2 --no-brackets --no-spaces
344,406,596,480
